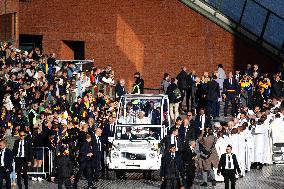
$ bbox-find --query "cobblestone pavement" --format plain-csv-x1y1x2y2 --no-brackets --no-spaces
26,164,284,189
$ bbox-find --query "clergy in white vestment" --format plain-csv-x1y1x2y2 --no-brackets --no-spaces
237,126,246,176
243,122,254,172
253,115,268,169
214,132,227,182
263,115,273,165
271,114,284,144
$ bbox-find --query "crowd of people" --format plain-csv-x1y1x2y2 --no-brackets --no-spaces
159,64,284,189
0,42,141,189
0,40,284,189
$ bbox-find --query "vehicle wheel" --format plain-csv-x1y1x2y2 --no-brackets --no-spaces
115,170,126,179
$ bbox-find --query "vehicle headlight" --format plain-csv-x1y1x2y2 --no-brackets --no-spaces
112,152,119,158
149,153,155,158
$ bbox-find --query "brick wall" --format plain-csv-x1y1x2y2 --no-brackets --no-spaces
0,13,13,41
18,0,277,89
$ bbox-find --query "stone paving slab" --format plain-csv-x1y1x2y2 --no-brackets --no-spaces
25,164,284,189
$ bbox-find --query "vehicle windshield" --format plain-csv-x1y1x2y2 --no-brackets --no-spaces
117,97,163,125
115,126,161,140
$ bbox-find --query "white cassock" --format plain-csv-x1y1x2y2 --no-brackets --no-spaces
253,123,268,164
238,132,246,176
229,134,239,158
244,127,254,171
264,118,273,164
271,118,284,144
214,137,227,181
136,117,150,124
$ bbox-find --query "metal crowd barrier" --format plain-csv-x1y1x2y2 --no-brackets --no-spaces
27,147,53,178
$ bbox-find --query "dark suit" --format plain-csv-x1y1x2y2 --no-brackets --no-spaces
54,155,73,189
191,83,203,113
177,70,188,106
206,80,220,117
186,74,196,112
102,123,115,144
115,83,126,99
92,135,103,180
0,148,13,189
184,120,197,141
223,78,240,116
182,147,196,188
217,153,241,189
160,152,185,189
145,108,161,125
163,134,183,153
271,80,283,98
73,141,93,188
13,139,33,189
195,115,211,137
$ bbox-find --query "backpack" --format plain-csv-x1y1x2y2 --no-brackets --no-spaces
173,88,182,101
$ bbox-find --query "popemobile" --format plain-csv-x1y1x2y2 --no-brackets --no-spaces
107,94,171,179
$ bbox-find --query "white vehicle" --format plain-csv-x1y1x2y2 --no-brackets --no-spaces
107,94,171,179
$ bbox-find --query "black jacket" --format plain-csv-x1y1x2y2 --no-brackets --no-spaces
115,83,126,99
166,83,180,103
176,70,188,89
78,141,93,163
182,147,196,169
195,115,211,130
206,80,220,101
13,139,33,162
217,153,241,176
163,134,183,152
271,80,283,98
54,155,73,178
0,148,13,173
223,78,240,95
185,120,197,141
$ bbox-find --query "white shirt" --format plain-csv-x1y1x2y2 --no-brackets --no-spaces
95,135,101,151
136,117,150,124
170,134,179,151
225,153,234,170
200,115,205,130
17,140,25,158
0,148,6,166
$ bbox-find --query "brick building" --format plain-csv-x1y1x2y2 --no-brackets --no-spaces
0,0,279,89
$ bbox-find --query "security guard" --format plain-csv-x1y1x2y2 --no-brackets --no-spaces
160,144,185,189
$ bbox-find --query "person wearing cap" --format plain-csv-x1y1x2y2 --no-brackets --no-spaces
217,145,241,189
